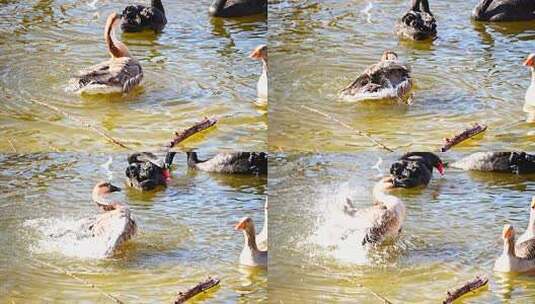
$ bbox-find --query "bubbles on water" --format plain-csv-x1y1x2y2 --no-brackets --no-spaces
24,216,112,259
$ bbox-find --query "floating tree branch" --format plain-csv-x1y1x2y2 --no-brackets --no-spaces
165,117,217,150
173,277,220,303
301,105,394,152
443,275,488,304
28,98,131,150
32,258,124,304
440,123,487,152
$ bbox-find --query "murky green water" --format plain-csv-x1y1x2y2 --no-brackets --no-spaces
269,152,535,303
0,0,266,152
0,153,267,303
269,0,535,152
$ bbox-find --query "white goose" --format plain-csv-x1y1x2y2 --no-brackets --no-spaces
515,197,535,259
344,177,406,246
256,198,268,251
249,45,268,105
494,224,535,273
235,216,267,268
524,54,535,122
68,13,143,95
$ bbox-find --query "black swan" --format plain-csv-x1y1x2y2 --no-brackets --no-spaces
121,0,167,32
451,152,535,174
472,0,535,22
125,152,176,191
396,0,437,41
186,152,267,175
388,152,445,188
67,13,143,94
209,0,267,18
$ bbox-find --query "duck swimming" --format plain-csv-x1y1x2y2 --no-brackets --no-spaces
494,224,535,273
344,178,406,246
67,13,143,95
209,0,267,18
389,152,445,188
256,198,268,251
472,0,535,22
396,0,437,41
90,181,137,257
523,54,535,122
250,45,268,105
125,152,176,191
235,216,267,268
451,152,535,175
186,152,267,175
121,0,167,33
515,198,535,259
340,51,413,102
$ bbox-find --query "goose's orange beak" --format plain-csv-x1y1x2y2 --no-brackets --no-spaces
531,197,535,209
524,55,535,67
503,224,513,239
234,220,247,230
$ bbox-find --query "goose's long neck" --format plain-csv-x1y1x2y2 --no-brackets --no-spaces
151,0,165,14
244,226,259,252
504,236,516,257
262,58,268,73
105,19,129,58
528,211,535,234
530,67,535,84
186,152,200,166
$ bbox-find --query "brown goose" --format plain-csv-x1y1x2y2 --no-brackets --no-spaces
67,13,143,95
515,198,535,259
344,178,406,246
90,181,137,257
340,51,412,102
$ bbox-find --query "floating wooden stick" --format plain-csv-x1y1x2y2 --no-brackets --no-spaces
173,277,220,303
32,258,124,304
440,123,487,152
443,275,488,304
301,105,394,152
28,98,131,150
165,117,217,150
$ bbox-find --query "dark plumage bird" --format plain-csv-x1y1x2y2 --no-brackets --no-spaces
389,152,445,188
125,152,176,191
451,152,535,174
472,0,535,22
186,152,267,175
209,0,267,18
396,0,437,41
121,0,167,33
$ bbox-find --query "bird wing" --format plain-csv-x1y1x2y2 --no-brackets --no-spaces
516,238,535,260
362,205,400,246
90,208,137,257
72,57,142,93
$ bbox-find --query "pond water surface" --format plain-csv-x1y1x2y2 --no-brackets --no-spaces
269,0,535,152
0,153,267,303
0,0,266,152
270,152,535,303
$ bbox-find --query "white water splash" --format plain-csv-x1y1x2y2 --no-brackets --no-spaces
100,156,113,181
372,157,383,178
24,216,111,259
306,182,372,265
361,1,374,24
87,0,99,10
